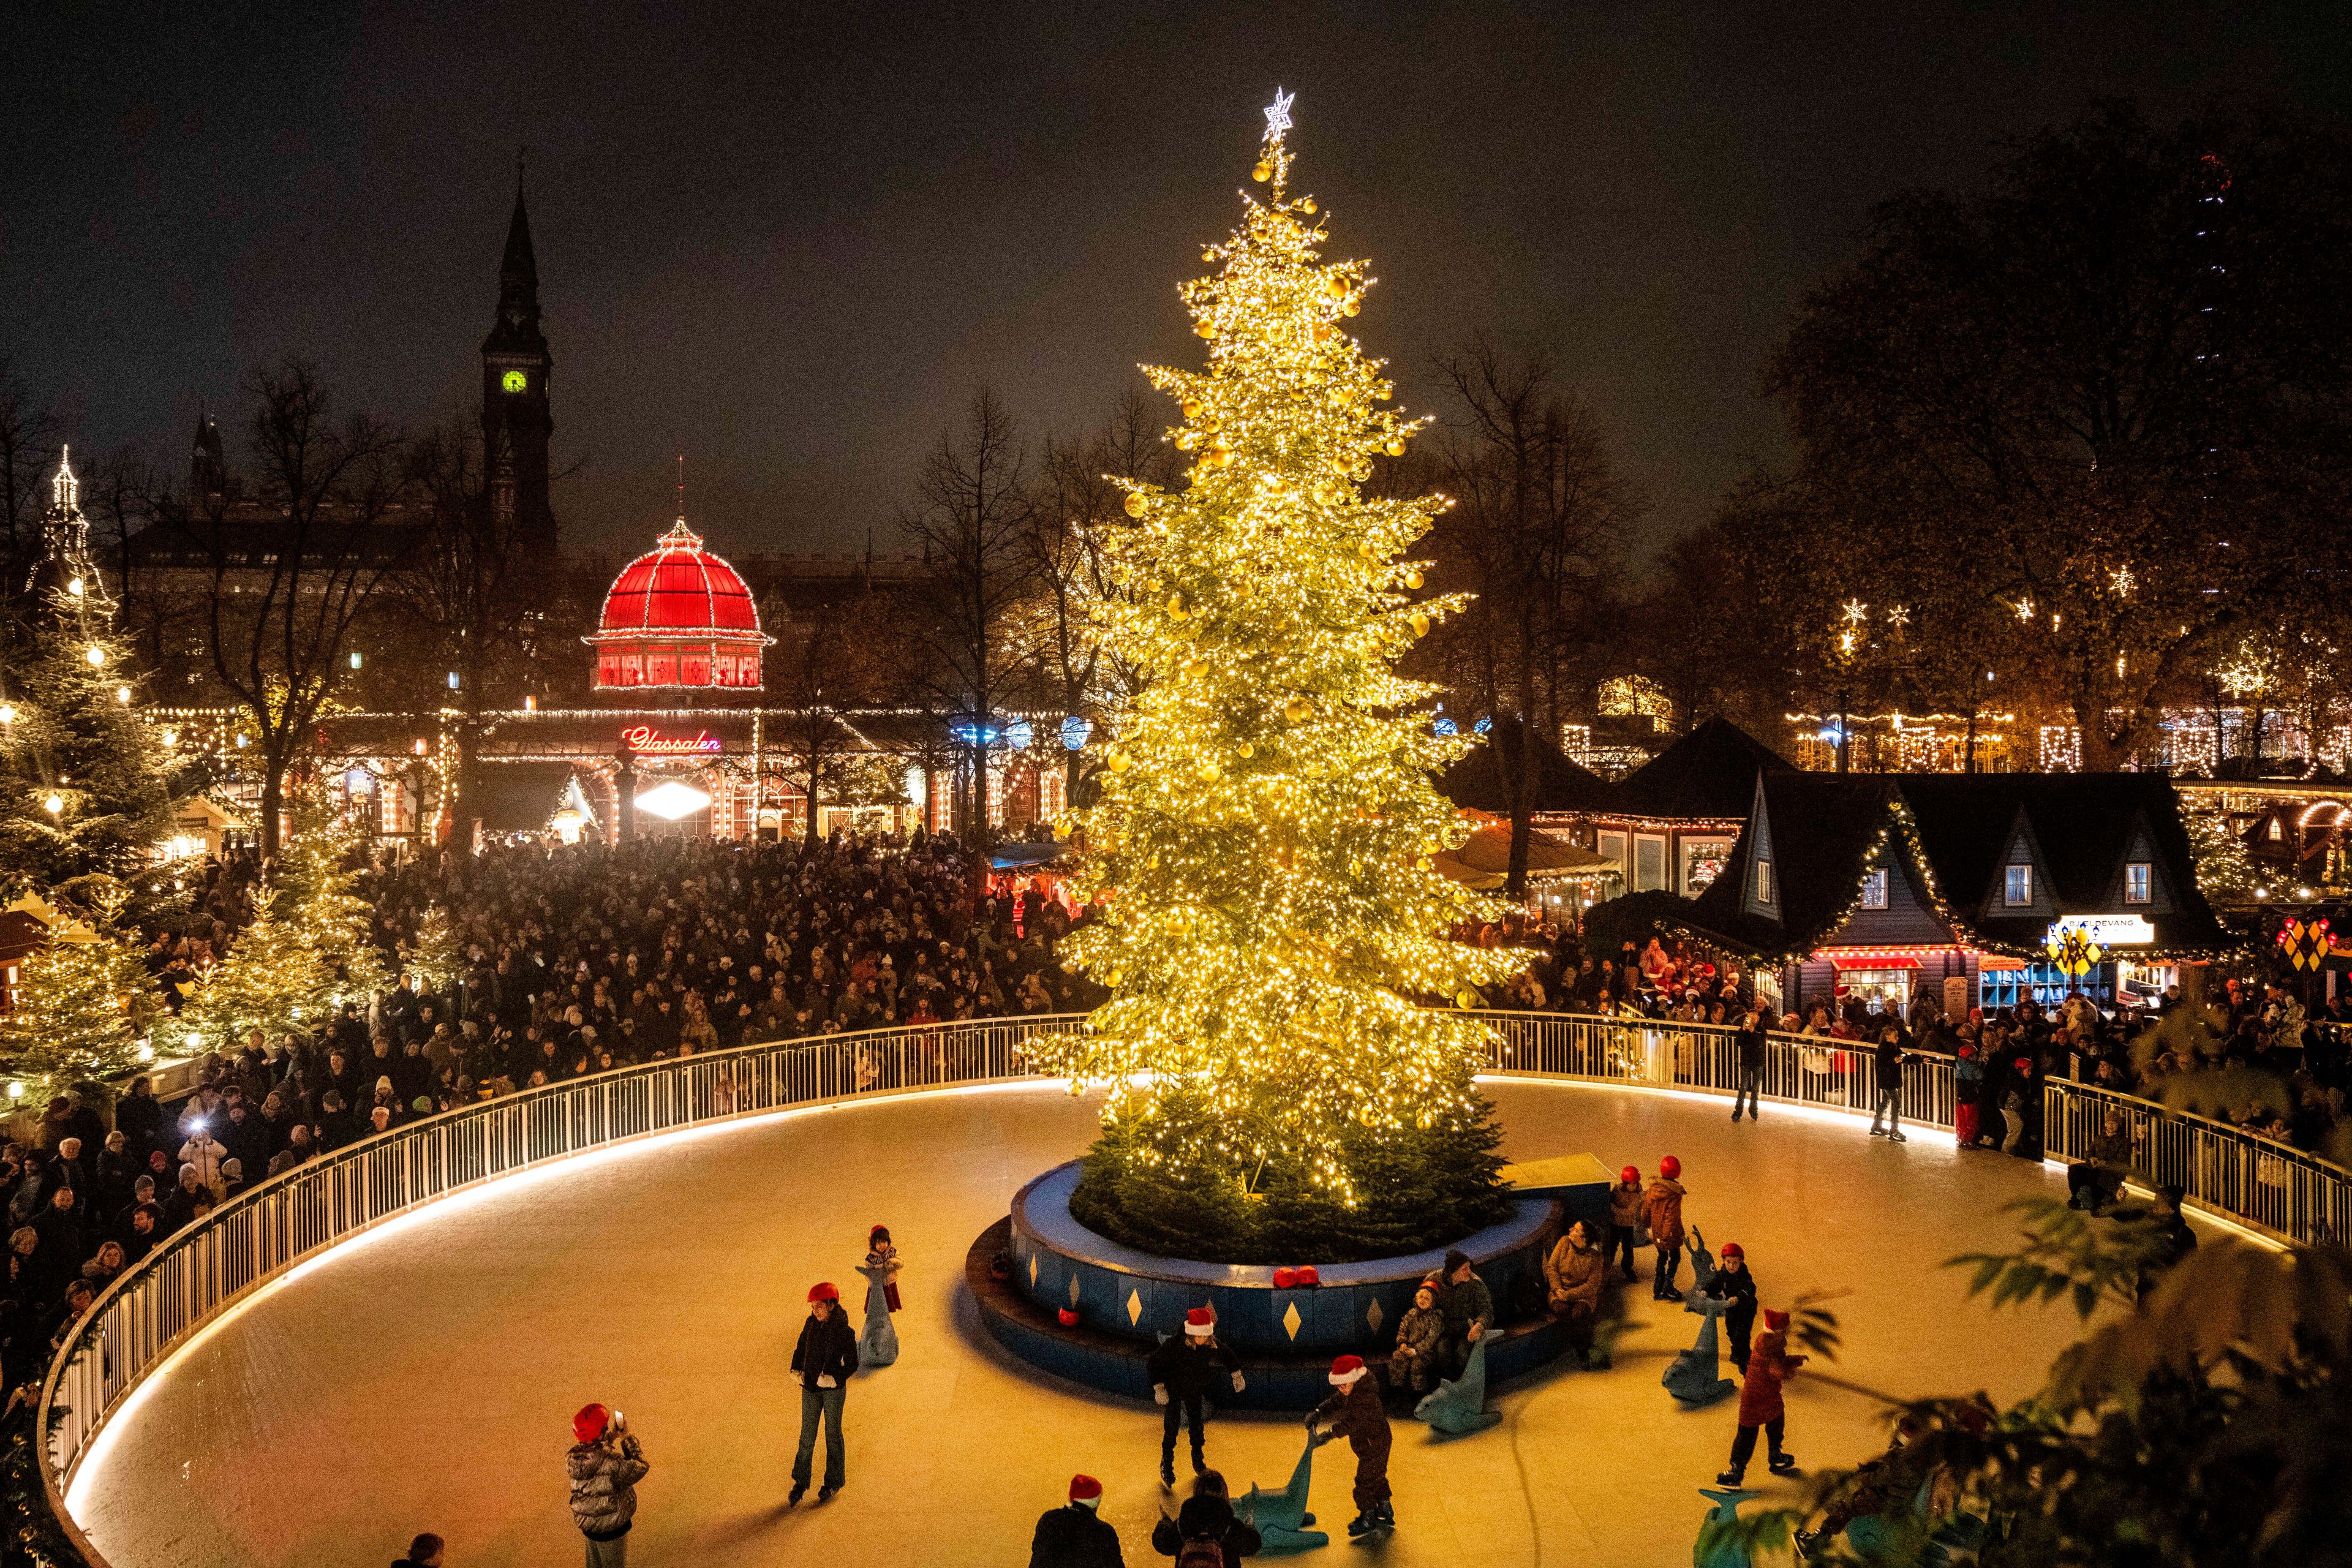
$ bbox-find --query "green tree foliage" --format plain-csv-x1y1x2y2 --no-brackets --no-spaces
0,883,157,1099
0,594,175,891
1725,104,2352,769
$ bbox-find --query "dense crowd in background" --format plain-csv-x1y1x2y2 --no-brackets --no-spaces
0,829,1100,1384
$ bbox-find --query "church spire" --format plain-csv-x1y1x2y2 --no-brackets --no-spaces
482,164,557,553
28,445,113,617
487,174,546,354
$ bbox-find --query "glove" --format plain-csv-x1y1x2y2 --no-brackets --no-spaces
1230,1371,1246,1393
1154,1385,1169,1406
816,1374,837,1389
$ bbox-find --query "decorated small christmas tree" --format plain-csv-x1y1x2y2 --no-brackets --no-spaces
0,590,174,891
405,902,466,997
1052,94,1522,1261
179,897,331,1054
0,885,158,1098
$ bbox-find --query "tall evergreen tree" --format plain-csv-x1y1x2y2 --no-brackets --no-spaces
0,887,157,1098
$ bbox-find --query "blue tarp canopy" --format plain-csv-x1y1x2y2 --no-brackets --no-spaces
991,842,1071,870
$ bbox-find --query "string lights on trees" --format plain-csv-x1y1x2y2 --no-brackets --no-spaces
1044,94,1521,1256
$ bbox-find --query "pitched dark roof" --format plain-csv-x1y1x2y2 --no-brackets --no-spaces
1678,773,1901,955
1436,715,1615,815
1611,717,1795,821
1666,771,2239,959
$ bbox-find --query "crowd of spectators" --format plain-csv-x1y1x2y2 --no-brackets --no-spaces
0,828,1094,1382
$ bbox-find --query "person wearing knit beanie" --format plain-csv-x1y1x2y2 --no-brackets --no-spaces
1309,1354,1394,1536
1027,1472,1123,1566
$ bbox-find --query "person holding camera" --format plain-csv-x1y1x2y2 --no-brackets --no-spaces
789,1281,860,1504
565,1403,649,1567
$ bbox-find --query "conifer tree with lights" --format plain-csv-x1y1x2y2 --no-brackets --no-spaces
0,888,158,1101
1051,94,1523,1262
0,593,174,894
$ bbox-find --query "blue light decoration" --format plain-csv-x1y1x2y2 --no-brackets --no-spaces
1061,714,1094,751
1003,718,1035,751
1474,715,1492,734
1431,716,1459,737
948,717,1000,747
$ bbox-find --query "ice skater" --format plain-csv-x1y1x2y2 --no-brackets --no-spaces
1308,1354,1393,1537
1147,1307,1245,1488
1608,1165,1645,1281
788,1281,860,1504
1700,1240,1757,1373
1717,1308,1805,1485
1645,1156,1687,1300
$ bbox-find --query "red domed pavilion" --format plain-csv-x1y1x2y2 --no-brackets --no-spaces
586,519,775,689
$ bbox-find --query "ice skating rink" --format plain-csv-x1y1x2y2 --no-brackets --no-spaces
67,1077,2228,1568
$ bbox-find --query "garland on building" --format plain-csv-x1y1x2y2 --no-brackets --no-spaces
1045,96,1522,1262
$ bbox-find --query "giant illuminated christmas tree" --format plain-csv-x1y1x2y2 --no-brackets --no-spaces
1055,95,1523,1261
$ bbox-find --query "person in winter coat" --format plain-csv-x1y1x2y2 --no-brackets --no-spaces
1387,1284,1445,1397
1867,1022,1910,1142
2068,1110,2133,1213
1717,1308,1804,1484
1030,1474,1124,1568
1700,1240,1758,1371
1309,1354,1393,1536
565,1403,649,1568
1643,1158,1687,1300
788,1281,860,1502
390,1532,444,1568
1542,1221,1607,1363
1607,1166,1644,1281
1420,1250,1492,1379
1150,1469,1261,1567
1731,1007,1768,1121
1147,1308,1244,1487
1953,1043,1983,1148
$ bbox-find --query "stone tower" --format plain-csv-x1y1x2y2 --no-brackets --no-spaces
481,179,556,554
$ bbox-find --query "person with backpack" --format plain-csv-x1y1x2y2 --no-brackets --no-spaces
1307,1354,1393,1537
565,1403,649,1567
1150,1469,1261,1568
1147,1308,1244,1488
1030,1473,1125,1568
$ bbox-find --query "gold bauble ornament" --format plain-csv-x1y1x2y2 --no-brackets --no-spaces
1405,568,1424,590
1196,757,1220,780
1342,299,1360,317
1108,751,1131,773
1384,437,1407,457
1283,696,1314,722
1238,741,1255,758
1122,492,1148,519
1182,397,1203,419
1252,160,1273,183
1455,990,1479,1009
1325,276,1348,299
1301,197,1317,214
1166,594,1187,619
1195,322,1216,339
1208,446,1233,467
1410,612,1431,638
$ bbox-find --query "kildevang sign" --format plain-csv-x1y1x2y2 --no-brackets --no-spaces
2045,914,2154,949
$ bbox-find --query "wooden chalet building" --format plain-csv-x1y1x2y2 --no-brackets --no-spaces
1660,771,2239,1018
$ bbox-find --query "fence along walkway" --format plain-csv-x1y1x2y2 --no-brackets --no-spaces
39,1006,2352,1561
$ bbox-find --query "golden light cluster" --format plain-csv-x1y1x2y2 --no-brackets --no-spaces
1041,99,1521,1202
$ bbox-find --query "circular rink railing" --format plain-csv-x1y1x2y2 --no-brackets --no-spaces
38,1006,2352,1562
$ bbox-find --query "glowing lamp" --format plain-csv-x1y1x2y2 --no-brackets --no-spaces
85,646,105,667
66,578,83,598
135,1042,155,1063
115,685,130,703
42,794,62,815
0,705,13,724
4,1083,19,1102
350,651,363,669
633,780,713,821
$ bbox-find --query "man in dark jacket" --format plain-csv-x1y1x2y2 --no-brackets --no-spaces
1031,1473,1123,1567
1150,1469,1261,1567
390,1531,444,1568
1731,1007,1768,1122
1146,1308,1243,1488
788,1281,859,1503
565,1403,648,1567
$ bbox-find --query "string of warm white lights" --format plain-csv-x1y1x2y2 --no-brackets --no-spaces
1040,97,1522,1203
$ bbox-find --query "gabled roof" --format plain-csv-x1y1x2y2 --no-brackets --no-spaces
1436,715,1615,815
1611,717,1795,821
1679,773,1902,954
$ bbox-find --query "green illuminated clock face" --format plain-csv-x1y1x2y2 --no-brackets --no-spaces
502,369,528,393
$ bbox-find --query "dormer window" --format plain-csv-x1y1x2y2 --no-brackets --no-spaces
1860,867,1888,910
2125,862,2151,905
2004,865,2033,907
1754,859,1774,904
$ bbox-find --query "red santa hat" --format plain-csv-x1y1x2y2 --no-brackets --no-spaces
1329,1354,1368,1387
1068,1474,1103,1507
1763,1308,1790,1332
571,1403,610,1444
1184,1307,1216,1338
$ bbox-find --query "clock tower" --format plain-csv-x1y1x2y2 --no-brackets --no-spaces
481,179,556,552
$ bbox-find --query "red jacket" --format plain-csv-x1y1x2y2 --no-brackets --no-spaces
1736,1327,1805,1425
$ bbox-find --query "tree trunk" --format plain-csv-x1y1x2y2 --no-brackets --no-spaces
1504,722,1534,907
804,750,823,849
258,763,285,861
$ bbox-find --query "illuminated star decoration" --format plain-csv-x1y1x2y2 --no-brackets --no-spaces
1264,88,1295,140
1885,603,1910,628
1841,598,1869,625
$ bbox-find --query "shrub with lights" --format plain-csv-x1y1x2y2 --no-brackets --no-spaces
0,882,158,1105
1044,96,1523,1263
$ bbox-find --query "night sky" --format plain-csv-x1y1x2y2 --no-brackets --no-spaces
6,3,2348,557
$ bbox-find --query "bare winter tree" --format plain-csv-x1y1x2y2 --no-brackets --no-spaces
1423,341,1636,899
763,586,914,846
155,361,410,858
898,388,1037,851
0,359,59,622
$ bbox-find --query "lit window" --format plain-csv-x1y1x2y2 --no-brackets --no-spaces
1861,867,1888,910
1754,859,1774,903
2125,862,2151,904
2269,818,2285,841
2005,864,2033,906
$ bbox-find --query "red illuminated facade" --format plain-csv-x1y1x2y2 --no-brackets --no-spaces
586,520,775,690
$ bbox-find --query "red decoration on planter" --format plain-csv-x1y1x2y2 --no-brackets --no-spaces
1057,1308,1080,1327
1295,1265,1321,1286
1272,1267,1298,1288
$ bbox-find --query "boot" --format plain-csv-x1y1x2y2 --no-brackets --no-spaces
1192,1451,1208,1476
1375,1501,1396,1531
788,1483,806,1506
1770,1451,1799,1475
1346,1514,1372,1537
1159,1458,1175,1488
1716,1468,1744,1486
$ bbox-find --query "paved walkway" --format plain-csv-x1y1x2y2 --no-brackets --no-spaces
70,1079,2219,1568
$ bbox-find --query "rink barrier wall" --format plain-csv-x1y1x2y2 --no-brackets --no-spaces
39,1005,2350,1564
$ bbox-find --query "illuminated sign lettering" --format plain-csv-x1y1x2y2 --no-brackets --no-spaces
621,725,722,756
